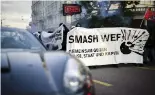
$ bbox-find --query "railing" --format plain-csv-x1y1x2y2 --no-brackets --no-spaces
127,7,155,12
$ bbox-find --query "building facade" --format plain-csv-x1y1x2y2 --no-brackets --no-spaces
31,1,155,31
31,1,69,31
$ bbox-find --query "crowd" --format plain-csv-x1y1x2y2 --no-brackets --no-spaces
31,22,154,64
32,23,81,51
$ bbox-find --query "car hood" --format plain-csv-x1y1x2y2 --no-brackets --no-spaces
1,51,70,95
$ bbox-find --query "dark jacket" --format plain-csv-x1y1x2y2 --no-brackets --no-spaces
145,20,155,48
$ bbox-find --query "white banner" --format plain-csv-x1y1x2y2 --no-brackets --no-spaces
67,27,149,66
41,25,64,50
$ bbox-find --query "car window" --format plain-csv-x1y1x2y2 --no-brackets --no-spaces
1,28,46,50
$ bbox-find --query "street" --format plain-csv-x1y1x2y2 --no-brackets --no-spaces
90,64,155,95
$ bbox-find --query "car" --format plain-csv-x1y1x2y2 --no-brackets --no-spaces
1,27,95,95
1,27,46,51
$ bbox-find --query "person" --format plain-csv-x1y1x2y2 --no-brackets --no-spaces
59,23,69,51
46,30,59,50
40,31,56,50
143,20,155,64
76,23,81,27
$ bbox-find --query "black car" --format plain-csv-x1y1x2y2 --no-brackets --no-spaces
1,27,95,95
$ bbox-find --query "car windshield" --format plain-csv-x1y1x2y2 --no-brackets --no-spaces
1,27,46,50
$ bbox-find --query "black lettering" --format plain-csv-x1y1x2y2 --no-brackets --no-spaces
123,29,126,40
81,49,85,53
111,34,116,41
105,52,108,55
76,54,82,58
101,34,109,42
75,35,82,43
69,35,74,43
93,48,97,52
96,53,104,57
117,34,121,41
83,36,87,43
84,54,87,58
69,35,99,43
116,51,119,55
93,35,98,42
88,35,92,43
111,52,114,55
84,53,94,58
75,49,79,53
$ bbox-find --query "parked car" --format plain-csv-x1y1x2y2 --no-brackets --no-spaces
1,27,95,95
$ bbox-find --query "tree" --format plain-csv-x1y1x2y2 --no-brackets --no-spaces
79,1,140,28
80,1,98,15
79,1,109,27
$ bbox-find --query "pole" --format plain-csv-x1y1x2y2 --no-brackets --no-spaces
140,19,144,28
1,19,5,27
1,20,2,26
140,7,150,28
66,0,72,29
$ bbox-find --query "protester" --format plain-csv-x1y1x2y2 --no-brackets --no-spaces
59,23,69,51
76,23,81,27
142,8,155,64
40,24,65,51
144,20,155,63
40,31,56,50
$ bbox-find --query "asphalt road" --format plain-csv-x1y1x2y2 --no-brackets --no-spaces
90,65,155,95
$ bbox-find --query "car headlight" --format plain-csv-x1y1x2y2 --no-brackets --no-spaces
63,58,92,94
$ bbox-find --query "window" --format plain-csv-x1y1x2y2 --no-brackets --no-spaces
53,3,56,11
60,1,63,8
53,15,56,24
60,15,64,22
140,0,154,6
51,3,54,13
57,2,60,9
48,5,51,14
51,17,53,24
